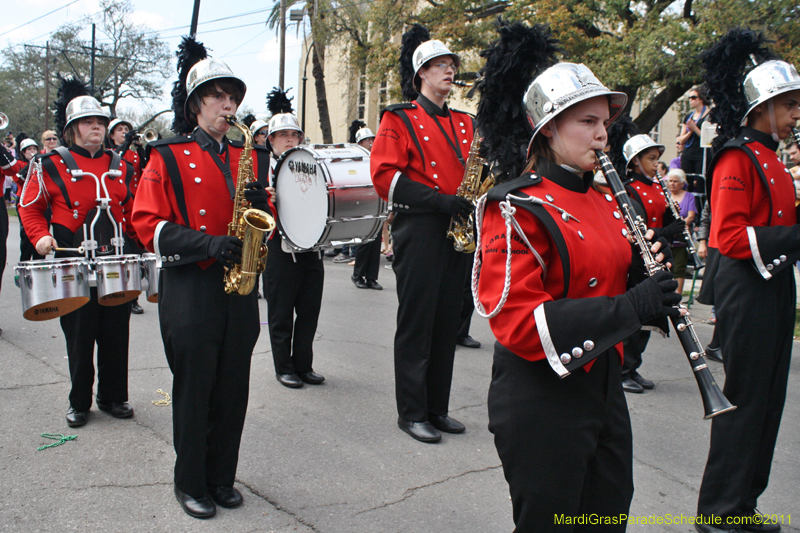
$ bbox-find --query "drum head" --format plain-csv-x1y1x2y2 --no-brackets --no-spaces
274,147,329,250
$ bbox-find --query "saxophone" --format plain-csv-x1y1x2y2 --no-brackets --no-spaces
224,115,276,295
447,134,494,253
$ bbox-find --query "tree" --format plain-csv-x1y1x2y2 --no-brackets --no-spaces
413,0,800,132
0,0,171,138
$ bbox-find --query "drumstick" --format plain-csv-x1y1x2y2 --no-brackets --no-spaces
53,246,85,254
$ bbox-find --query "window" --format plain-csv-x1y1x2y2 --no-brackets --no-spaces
357,73,366,120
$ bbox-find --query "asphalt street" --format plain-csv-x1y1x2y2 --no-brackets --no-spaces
1,215,798,532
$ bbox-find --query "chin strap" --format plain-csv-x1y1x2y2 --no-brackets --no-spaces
421,75,448,100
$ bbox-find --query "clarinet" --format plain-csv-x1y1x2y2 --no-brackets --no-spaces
655,175,704,268
596,150,736,419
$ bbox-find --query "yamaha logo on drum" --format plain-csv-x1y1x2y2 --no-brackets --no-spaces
288,159,318,193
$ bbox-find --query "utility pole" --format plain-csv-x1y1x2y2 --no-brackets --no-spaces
44,41,51,130
190,0,201,37
279,0,286,89
90,24,96,95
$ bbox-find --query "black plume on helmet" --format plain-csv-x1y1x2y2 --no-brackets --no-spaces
171,36,209,135
700,28,778,142
606,114,639,178
400,24,431,102
242,113,257,128
54,74,92,144
349,120,366,143
267,87,294,116
475,19,562,182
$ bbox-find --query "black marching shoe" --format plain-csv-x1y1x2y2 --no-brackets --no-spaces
351,274,369,289
96,397,134,418
299,371,325,385
397,417,441,443
457,335,481,348
366,280,383,290
429,414,465,434
739,509,782,532
174,485,216,519
131,300,144,314
66,407,88,428
208,485,243,508
622,378,644,393
631,373,654,390
276,373,303,388
705,345,723,363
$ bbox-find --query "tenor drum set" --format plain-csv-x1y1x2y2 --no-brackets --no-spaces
273,143,387,251
14,252,160,322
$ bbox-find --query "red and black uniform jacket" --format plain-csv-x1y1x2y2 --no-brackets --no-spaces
18,145,135,249
477,160,645,377
1,157,29,191
132,127,272,269
371,94,473,211
120,147,144,196
709,127,799,279
625,172,670,229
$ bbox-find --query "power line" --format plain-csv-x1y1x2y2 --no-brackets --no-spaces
0,0,82,39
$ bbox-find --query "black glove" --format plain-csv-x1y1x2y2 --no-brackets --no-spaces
124,129,138,144
434,194,473,219
658,219,685,241
653,236,674,267
244,181,271,213
0,144,14,166
624,270,681,323
206,235,243,268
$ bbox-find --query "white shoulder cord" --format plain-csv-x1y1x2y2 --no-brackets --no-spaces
472,194,547,318
18,158,49,209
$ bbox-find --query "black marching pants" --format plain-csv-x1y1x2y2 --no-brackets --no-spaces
60,288,131,411
697,258,794,519
488,345,633,533
457,252,475,340
159,262,259,499
353,236,382,282
264,239,324,375
392,212,468,422
621,329,651,379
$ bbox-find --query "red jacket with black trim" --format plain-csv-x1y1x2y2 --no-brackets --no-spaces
371,96,473,212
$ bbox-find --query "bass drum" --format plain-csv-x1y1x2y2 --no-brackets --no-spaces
273,144,387,251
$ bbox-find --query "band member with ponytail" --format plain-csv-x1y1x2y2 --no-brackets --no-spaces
18,77,135,429
132,37,271,520
694,30,800,533
371,25,474,443
473,21,680,531
348,119,382,290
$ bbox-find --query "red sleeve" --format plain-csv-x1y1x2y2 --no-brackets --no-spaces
709,149,757,259
17,163,52,246
477,201,554,360
131,149,181,253
370,111,411,200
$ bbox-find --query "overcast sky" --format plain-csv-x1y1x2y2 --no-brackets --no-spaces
1,0,305,120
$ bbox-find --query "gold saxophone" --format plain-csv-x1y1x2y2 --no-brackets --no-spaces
447,134,493,253
224,115,276,295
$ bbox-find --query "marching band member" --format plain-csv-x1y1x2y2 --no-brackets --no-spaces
473,21,680,531
371,25,474,443
263,87,326,389
132,37,271,519
0,135,44,261
694,29,800,533
348,119,383,290
18,77,135,428
107,118,146,314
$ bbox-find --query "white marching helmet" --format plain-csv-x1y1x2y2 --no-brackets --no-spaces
65,96,110,129
741,60,800,125
19,139,38,152
412,40,460,89
185,58,247,117
524,63,627,144
355,127,375,144
108,118,134,135
268,113,303,136
250,119,269,136
623,134,665,163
